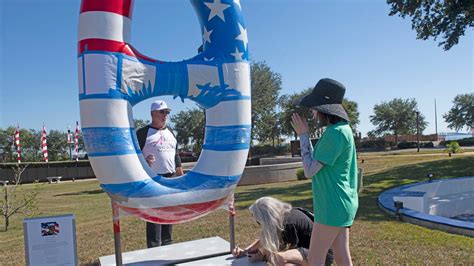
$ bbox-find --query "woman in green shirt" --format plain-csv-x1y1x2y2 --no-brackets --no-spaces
291,78,358,266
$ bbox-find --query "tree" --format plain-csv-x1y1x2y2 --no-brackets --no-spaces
134,118,150,129
76,131,85,159
0,127,41,162
251,61,282,145
47,130,68,161
19,129,41,162
1,165,38,231
0,127,87,162
279,88,317,140
387,0,474,50
342,99,360,134
171,108,205,154
443,93,474,131
370,98,428,143
254,112,281,146
0,127,16,162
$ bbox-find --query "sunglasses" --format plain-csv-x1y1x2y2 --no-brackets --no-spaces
158,110,170,115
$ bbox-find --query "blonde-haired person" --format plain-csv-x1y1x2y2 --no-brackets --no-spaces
291,78,358,265
232,197,333,265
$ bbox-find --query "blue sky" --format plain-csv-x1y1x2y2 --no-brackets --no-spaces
1,0,472,137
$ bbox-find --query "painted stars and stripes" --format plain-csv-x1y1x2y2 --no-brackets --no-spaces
78,0,251,224
204,0,230,21
233,0,241,10
235,23,248,50
230,47,243,60
14,125,20,163
202,26,213,44
199,0,249,62
41,124,49,163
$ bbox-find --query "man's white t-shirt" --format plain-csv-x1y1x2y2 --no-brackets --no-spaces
141,127,178,175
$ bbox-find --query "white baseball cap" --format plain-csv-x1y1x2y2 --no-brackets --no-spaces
150,100,171,112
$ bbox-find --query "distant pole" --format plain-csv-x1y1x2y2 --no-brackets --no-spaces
67,126,72,161
434,99,438,138
416,111,420,152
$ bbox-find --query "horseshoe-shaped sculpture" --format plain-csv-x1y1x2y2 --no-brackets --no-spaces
78,0,250,224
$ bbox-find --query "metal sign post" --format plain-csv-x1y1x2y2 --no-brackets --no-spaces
228,196,236,252
111,200,123,266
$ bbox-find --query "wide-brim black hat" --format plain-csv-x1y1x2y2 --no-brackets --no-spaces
297,78,350,122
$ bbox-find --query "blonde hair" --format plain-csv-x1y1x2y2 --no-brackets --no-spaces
249,197,292,262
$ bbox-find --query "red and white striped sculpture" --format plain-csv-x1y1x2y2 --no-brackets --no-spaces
14,125,21,163
42,124,49,163
75,121,79,162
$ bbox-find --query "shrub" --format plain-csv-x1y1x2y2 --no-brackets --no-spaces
397,142,417,149
250,144,289,156
421,142,434,148
397,141,434,149
458,137,474,146
440,137,474,147
358,138,393,150
444,141,462,154
296,168,307,180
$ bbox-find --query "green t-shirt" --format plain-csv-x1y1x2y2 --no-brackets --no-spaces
311,121,358,227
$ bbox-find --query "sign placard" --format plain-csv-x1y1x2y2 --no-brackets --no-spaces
23,214,78,266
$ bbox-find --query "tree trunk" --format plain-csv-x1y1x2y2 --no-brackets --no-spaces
5,216,9,231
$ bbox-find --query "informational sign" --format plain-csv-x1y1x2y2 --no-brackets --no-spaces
23,214,78,266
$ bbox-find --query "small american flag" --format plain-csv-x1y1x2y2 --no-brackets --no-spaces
75,121,80,162
41,221,60,236
41,124,48,162
14,125,20,163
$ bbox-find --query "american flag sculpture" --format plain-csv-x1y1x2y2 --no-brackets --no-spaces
78,0,251,224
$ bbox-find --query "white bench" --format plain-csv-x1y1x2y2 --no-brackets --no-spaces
47,176,62,184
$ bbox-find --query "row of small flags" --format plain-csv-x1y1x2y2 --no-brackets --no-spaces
14,121,80,163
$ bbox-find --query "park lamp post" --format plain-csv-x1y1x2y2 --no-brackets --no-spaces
394,201,403,220
427,173,434,182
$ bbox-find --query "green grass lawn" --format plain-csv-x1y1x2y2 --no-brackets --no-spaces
1,153,473,265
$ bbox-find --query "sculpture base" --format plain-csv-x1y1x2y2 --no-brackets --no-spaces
99,236,265,265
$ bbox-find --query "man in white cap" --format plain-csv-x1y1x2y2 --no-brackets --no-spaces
136,100,184,248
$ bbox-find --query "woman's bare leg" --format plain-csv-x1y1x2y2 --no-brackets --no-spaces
307,223,341,265
331,227,352,265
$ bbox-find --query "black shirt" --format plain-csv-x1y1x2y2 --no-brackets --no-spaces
281,208,313,249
